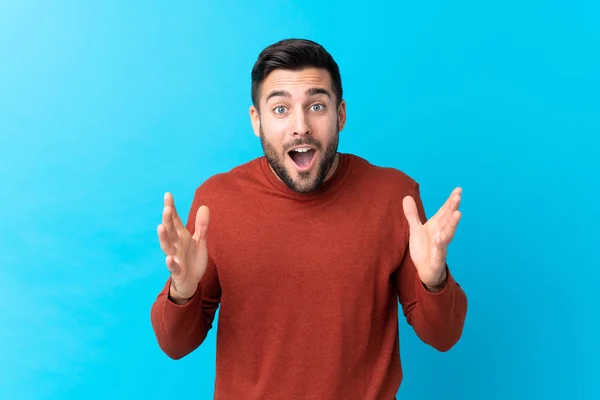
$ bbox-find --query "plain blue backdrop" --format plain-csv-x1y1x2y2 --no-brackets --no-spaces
1,1,598,399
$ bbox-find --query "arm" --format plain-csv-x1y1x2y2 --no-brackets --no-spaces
150,191,222,359
396,257,467,351
396,184,467,351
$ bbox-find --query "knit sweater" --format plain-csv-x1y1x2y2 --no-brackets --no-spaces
150,153,468,399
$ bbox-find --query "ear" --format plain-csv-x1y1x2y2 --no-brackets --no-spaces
337,99,347,131
249,105,261,138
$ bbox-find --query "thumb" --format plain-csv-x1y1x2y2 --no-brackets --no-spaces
192,205,210,241
402,195,422,230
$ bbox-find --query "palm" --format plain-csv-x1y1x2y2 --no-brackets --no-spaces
157,192,210,298
403,187,462,288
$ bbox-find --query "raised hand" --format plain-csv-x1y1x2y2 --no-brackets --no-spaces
402,187,462,290
157,192,210,303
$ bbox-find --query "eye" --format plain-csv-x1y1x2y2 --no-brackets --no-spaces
311,103,325,112
273,105,287,114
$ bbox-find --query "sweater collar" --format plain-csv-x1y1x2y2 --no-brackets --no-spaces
259,152,351,201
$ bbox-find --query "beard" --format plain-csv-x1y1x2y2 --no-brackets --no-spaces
259,123,340,194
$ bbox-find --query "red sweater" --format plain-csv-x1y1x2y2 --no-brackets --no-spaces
150,153,467,399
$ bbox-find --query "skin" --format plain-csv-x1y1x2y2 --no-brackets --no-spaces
249,67,346,193
157,67,462,303
403,187,462,291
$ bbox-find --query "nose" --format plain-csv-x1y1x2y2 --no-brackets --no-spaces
292,110,311,136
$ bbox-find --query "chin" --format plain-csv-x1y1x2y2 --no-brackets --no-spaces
287,163,326,193
260,131,337,194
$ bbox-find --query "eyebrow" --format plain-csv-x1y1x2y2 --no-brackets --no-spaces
265,87,332,102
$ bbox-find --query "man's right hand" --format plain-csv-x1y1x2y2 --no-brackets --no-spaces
157,192,210,304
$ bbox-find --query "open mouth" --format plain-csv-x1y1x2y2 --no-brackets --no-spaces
288,147,317,171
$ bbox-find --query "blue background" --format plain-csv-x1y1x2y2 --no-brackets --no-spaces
1,1,598,399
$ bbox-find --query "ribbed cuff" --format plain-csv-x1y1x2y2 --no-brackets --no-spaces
162,278,202,326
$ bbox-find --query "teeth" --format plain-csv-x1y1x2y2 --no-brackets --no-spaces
293,147,311,153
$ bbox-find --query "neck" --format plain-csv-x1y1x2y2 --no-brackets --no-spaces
324,152,340,182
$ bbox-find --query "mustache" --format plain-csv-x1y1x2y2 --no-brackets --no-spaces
284,137,322,152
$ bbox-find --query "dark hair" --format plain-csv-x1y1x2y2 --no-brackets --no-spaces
251,38,343,110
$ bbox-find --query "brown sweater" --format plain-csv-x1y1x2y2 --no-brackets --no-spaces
150,153,468,399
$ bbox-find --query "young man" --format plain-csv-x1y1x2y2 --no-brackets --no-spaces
151,38,467,399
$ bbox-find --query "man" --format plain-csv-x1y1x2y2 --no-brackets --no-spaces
150,38,467,399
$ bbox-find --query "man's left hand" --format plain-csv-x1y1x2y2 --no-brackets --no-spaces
402,187,462,290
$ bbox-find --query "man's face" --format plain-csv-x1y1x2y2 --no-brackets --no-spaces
250,67,346,193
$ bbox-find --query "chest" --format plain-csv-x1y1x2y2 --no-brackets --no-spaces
209,200,408,302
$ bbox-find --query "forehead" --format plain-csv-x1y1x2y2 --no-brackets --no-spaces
261,68,333,101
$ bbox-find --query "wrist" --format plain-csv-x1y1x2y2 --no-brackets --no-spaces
168,282,195,305
168,291,191,305
424,268,448,292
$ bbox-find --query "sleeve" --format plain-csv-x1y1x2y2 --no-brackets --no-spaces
395,183,468,352
150,188,222,359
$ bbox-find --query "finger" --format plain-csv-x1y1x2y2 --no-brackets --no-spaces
437,188,462,228
165,255,182,277
162,205,178,244
164,192,174,209
157,224,175,255
402,195,422,230
164,192,186,232
170,200,187,232
440,210,462,245
192,205,210,242
440,187,462,214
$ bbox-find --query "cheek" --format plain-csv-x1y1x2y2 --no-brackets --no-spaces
261,122,288,148
311,116,338,137
264,116,290,133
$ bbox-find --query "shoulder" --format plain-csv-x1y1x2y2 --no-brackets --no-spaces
191,156,263,203
346,153,420,195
